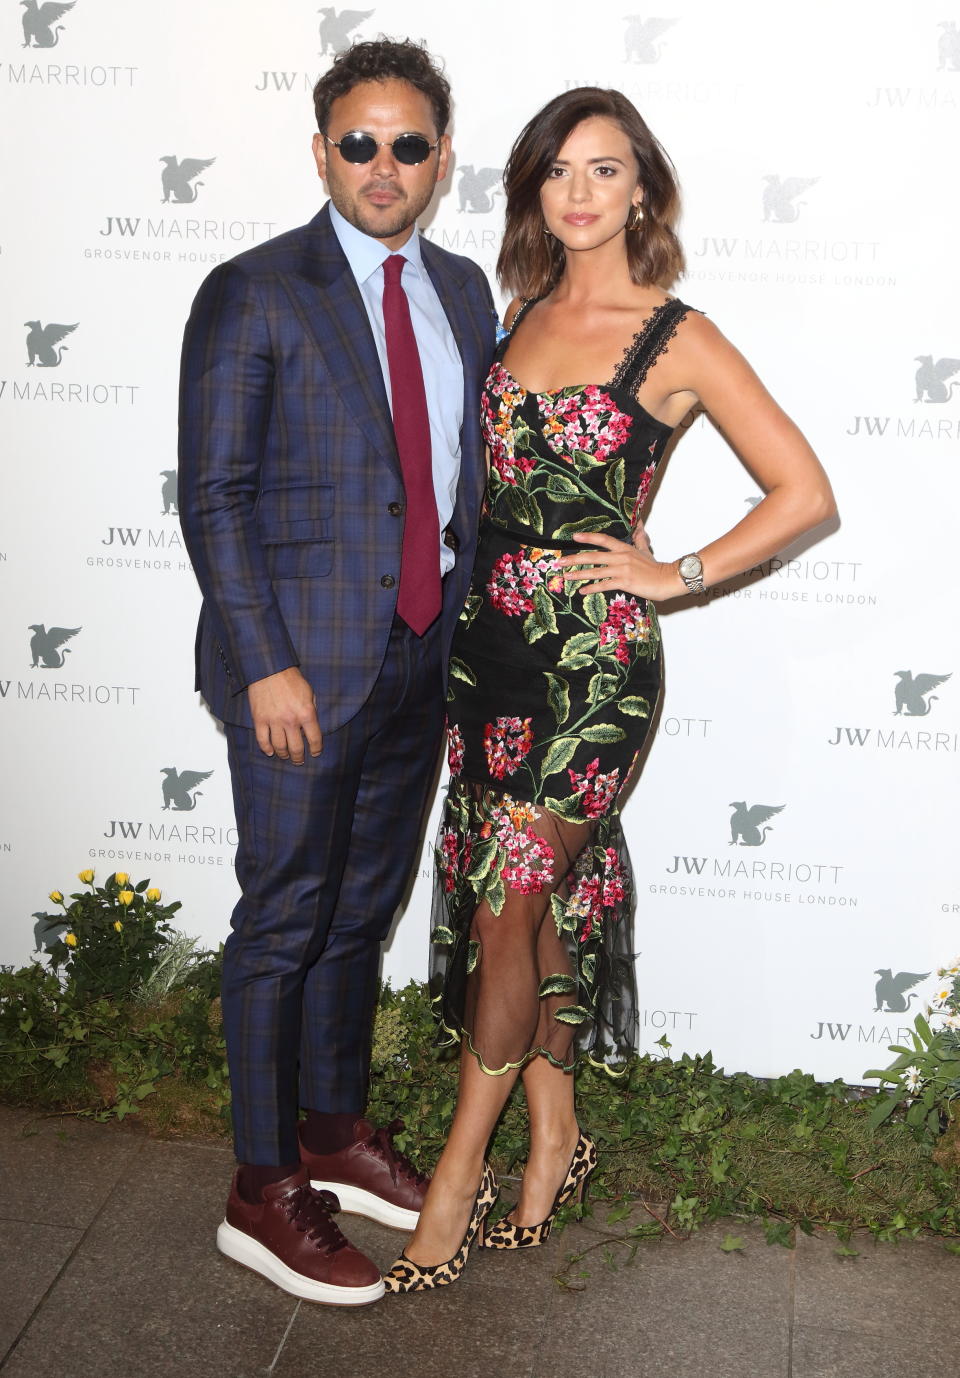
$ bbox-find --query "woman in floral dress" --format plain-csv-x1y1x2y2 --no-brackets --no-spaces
385,88,835,1291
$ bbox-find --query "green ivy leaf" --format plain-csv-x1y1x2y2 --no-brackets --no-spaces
719,1234,746,1254
552,515,611,540
618,696,651,717
532,585,558,635
538,974,577,998
583,592,608,626
449,657,476,686
554,1005,590,1025
546,472,584,500
604,458,626,504
580,724,626,743
540,737,579,779
544,673,571,726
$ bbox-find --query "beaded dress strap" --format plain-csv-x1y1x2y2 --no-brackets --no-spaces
610,299,694,396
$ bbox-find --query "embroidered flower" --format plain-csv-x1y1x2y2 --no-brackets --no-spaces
537,386,632,462
447,722,465,777
486,548,563,617
630,462,657,525
483,716,534,779
601,846,628,907
485,796,555,895
439,825,474,894
482,370,535,486
598,594,652,665
567,757,620,818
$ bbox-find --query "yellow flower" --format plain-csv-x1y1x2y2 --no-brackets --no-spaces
118,890,134,906
49,890,64,904
114,871,130,886
145,887,161,903
78,869,95,884
65,932,77,947
113,920,123,932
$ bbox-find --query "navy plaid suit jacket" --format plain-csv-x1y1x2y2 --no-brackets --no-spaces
178,202,497,730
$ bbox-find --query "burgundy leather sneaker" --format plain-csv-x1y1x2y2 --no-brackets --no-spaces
216,1165,384,1305
301,1119,430,1231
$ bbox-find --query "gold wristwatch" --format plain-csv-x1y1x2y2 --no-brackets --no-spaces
677,552,706,594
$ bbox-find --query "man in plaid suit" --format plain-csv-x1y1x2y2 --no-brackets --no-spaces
178,40,496,1305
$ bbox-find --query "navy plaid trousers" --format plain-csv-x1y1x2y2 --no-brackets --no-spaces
221,616,443,1165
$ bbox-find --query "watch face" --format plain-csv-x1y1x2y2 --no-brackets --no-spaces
679,554,703,579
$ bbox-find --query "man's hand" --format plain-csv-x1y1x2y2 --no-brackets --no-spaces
247,667,322,763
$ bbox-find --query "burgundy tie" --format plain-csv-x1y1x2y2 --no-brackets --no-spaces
381,253,441,636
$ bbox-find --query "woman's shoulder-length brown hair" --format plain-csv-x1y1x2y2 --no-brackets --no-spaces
497,87,684,299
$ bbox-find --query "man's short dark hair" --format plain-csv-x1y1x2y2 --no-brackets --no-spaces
313,38,451,136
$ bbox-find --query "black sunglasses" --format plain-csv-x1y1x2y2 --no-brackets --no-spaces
324,131,441,166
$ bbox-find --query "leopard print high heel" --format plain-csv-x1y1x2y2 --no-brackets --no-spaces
482,1131,596,1249
383,1162,499,1292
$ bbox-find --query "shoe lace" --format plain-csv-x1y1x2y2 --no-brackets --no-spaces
283,1184,348,1252
370,1118,430,1189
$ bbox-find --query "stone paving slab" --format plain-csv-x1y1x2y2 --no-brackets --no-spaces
0,1220,82,1367
790,1325,950,1378
0,1107,145,1232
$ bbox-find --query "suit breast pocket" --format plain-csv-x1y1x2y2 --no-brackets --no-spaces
257,483,334,579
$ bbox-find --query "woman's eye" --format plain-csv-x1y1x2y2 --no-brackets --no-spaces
595,164,617,177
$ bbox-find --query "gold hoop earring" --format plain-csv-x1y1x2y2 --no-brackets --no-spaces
628,203,644,231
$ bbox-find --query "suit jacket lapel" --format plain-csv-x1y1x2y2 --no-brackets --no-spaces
286,206,400,475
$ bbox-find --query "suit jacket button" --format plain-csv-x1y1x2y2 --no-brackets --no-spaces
380,574,396,588
387,501,404,516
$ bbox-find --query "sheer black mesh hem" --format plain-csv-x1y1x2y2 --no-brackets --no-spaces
428,777,639,1077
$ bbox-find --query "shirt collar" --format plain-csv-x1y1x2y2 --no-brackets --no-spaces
328,200,425,286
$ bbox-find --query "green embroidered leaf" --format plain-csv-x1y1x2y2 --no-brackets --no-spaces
544,672,571,726
581,953,597,985
538,974,577,998
605,458,626,504
466,940,480,975
580,724,626,743
583,592,608,626
570,449,602,469
588,672,619,707
430,926,455,946
561,654,593,670
506,486,543,534
449,657,476,686
546,473,585,503
550,893,568,934
554,1005,591,1025
540,736,579,778
558,631,597,666
552,515,611,540
522,611,549,644
532,585,558,635
486,873,506,916
618,696,651,717
544,794,585,821
459,594,483,627
466,838,499,885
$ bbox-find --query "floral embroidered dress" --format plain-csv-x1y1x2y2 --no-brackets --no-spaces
431,297,694,1076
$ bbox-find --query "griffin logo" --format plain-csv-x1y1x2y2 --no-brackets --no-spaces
161,767,212,812
457,166,503,214
160,469,178,516
318,8,373,56
25,320,77,367
939,21,960,70
20,0,75,48
623,17,676,63
728,801,784,847
160,156,215,205
874,969,929,1014
914,356,960,403
29,624,80,668
761,175,818,224
893,671,951,717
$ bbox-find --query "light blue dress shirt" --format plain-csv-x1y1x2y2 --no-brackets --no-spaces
329,201,464,578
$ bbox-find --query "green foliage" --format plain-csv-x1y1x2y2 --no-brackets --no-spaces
865,962,960,1138
39,870,182,1003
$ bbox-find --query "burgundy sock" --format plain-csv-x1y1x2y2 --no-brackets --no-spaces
300,1109,362,1155
237,1161,301,1205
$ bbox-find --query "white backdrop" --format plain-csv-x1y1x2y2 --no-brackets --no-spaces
2,0,958,1084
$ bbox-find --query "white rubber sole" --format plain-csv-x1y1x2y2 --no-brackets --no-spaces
216,1220,385,1306
309,1180,420,1231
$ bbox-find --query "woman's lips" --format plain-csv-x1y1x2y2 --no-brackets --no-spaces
563,213,600,226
